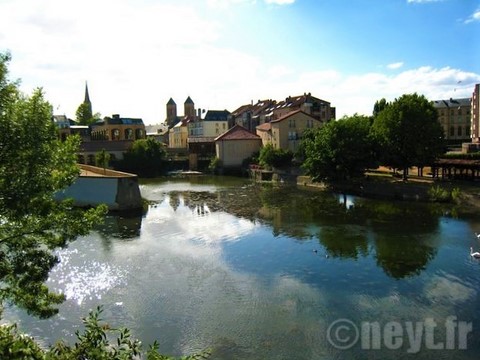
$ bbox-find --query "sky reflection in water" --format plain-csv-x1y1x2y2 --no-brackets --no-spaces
4,178,480,359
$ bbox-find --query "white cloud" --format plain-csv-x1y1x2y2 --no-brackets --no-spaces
387,62,404,70
207,0,257,9
464,9,480,24
407,0,444,3
281,65,480,118
265,0,295,4
1,0,478,124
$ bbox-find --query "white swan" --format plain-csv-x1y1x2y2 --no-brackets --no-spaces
475,233,480,239
470,247,480,259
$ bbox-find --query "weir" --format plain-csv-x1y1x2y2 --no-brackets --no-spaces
55,164,142,210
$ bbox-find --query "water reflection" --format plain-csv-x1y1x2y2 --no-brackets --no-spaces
6,178,480,359
98,184,446,281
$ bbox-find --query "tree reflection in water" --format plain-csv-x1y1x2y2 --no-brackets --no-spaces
152,184,443,279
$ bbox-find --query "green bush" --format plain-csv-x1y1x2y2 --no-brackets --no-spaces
208,157,222,173
428,185,451,202
0,306,210,359
441,152,480,160
259,144,293,169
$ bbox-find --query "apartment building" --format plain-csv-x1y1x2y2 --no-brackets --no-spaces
433,98,471,144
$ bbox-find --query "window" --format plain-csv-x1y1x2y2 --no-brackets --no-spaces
135,129,144,139
450,126,455,137
111,129,120,140
125,128,134,140
466,126,471,136
458,126,462,136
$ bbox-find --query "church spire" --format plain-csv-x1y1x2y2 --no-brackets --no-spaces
84,81,91,104
84,82,92,120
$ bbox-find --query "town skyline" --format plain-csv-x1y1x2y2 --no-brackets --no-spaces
1,0,479,125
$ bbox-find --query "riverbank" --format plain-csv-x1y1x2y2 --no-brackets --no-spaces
297,173,480,215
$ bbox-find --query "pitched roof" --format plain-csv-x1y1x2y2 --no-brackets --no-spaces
167,98,176,105
256,122,271,131
215,124,261,141
204,110,230,121
231,99,276,118
433,98,471,108
270,110,318,123
184,96,194,104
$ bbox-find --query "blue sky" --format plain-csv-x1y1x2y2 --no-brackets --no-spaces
0,0,479,124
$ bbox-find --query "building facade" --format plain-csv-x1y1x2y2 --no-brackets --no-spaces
90,114,146,141
256,110,323,152
215,125,262,168
472,84,480,143
433,98,471,143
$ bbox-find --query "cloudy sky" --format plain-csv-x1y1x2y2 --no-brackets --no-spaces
1,0,479,124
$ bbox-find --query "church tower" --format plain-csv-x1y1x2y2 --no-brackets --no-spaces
184,96,195,118
166,98,177,127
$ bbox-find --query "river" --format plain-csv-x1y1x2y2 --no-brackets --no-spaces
4,176,480,359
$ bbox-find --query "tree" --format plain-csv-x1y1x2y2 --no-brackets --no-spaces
371,94,445,180
0,52,107,318
373,98,388,117
120,137,166,176
301,115,377,181
95,149,111,174
75,102,94,125
258,144,293,169
0,52,209,359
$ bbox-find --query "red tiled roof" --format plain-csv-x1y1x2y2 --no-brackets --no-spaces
215,124,261,141
256,122,271,131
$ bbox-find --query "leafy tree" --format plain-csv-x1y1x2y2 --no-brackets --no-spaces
302,115,377,181
0,52,107,318
371,93,445,180
120,137,166,176
373,98,388,117
75,102,94,125
258,144,293,169
95,148,111,174
0,52,210,359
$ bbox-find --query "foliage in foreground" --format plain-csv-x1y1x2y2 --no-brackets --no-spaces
0,306,211,360
0,51,208,359
0,52,107,318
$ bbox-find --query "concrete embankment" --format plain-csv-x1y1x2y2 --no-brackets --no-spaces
55,164,142,211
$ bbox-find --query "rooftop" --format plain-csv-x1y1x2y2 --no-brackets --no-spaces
215,124,261,141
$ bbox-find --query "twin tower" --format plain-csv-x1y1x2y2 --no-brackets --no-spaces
166,96,195,127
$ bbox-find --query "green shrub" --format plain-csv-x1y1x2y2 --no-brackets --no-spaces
428,185,451,202
259,144,293,169
0,306,210,359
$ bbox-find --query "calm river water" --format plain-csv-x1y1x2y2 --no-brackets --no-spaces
5,176,480,359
